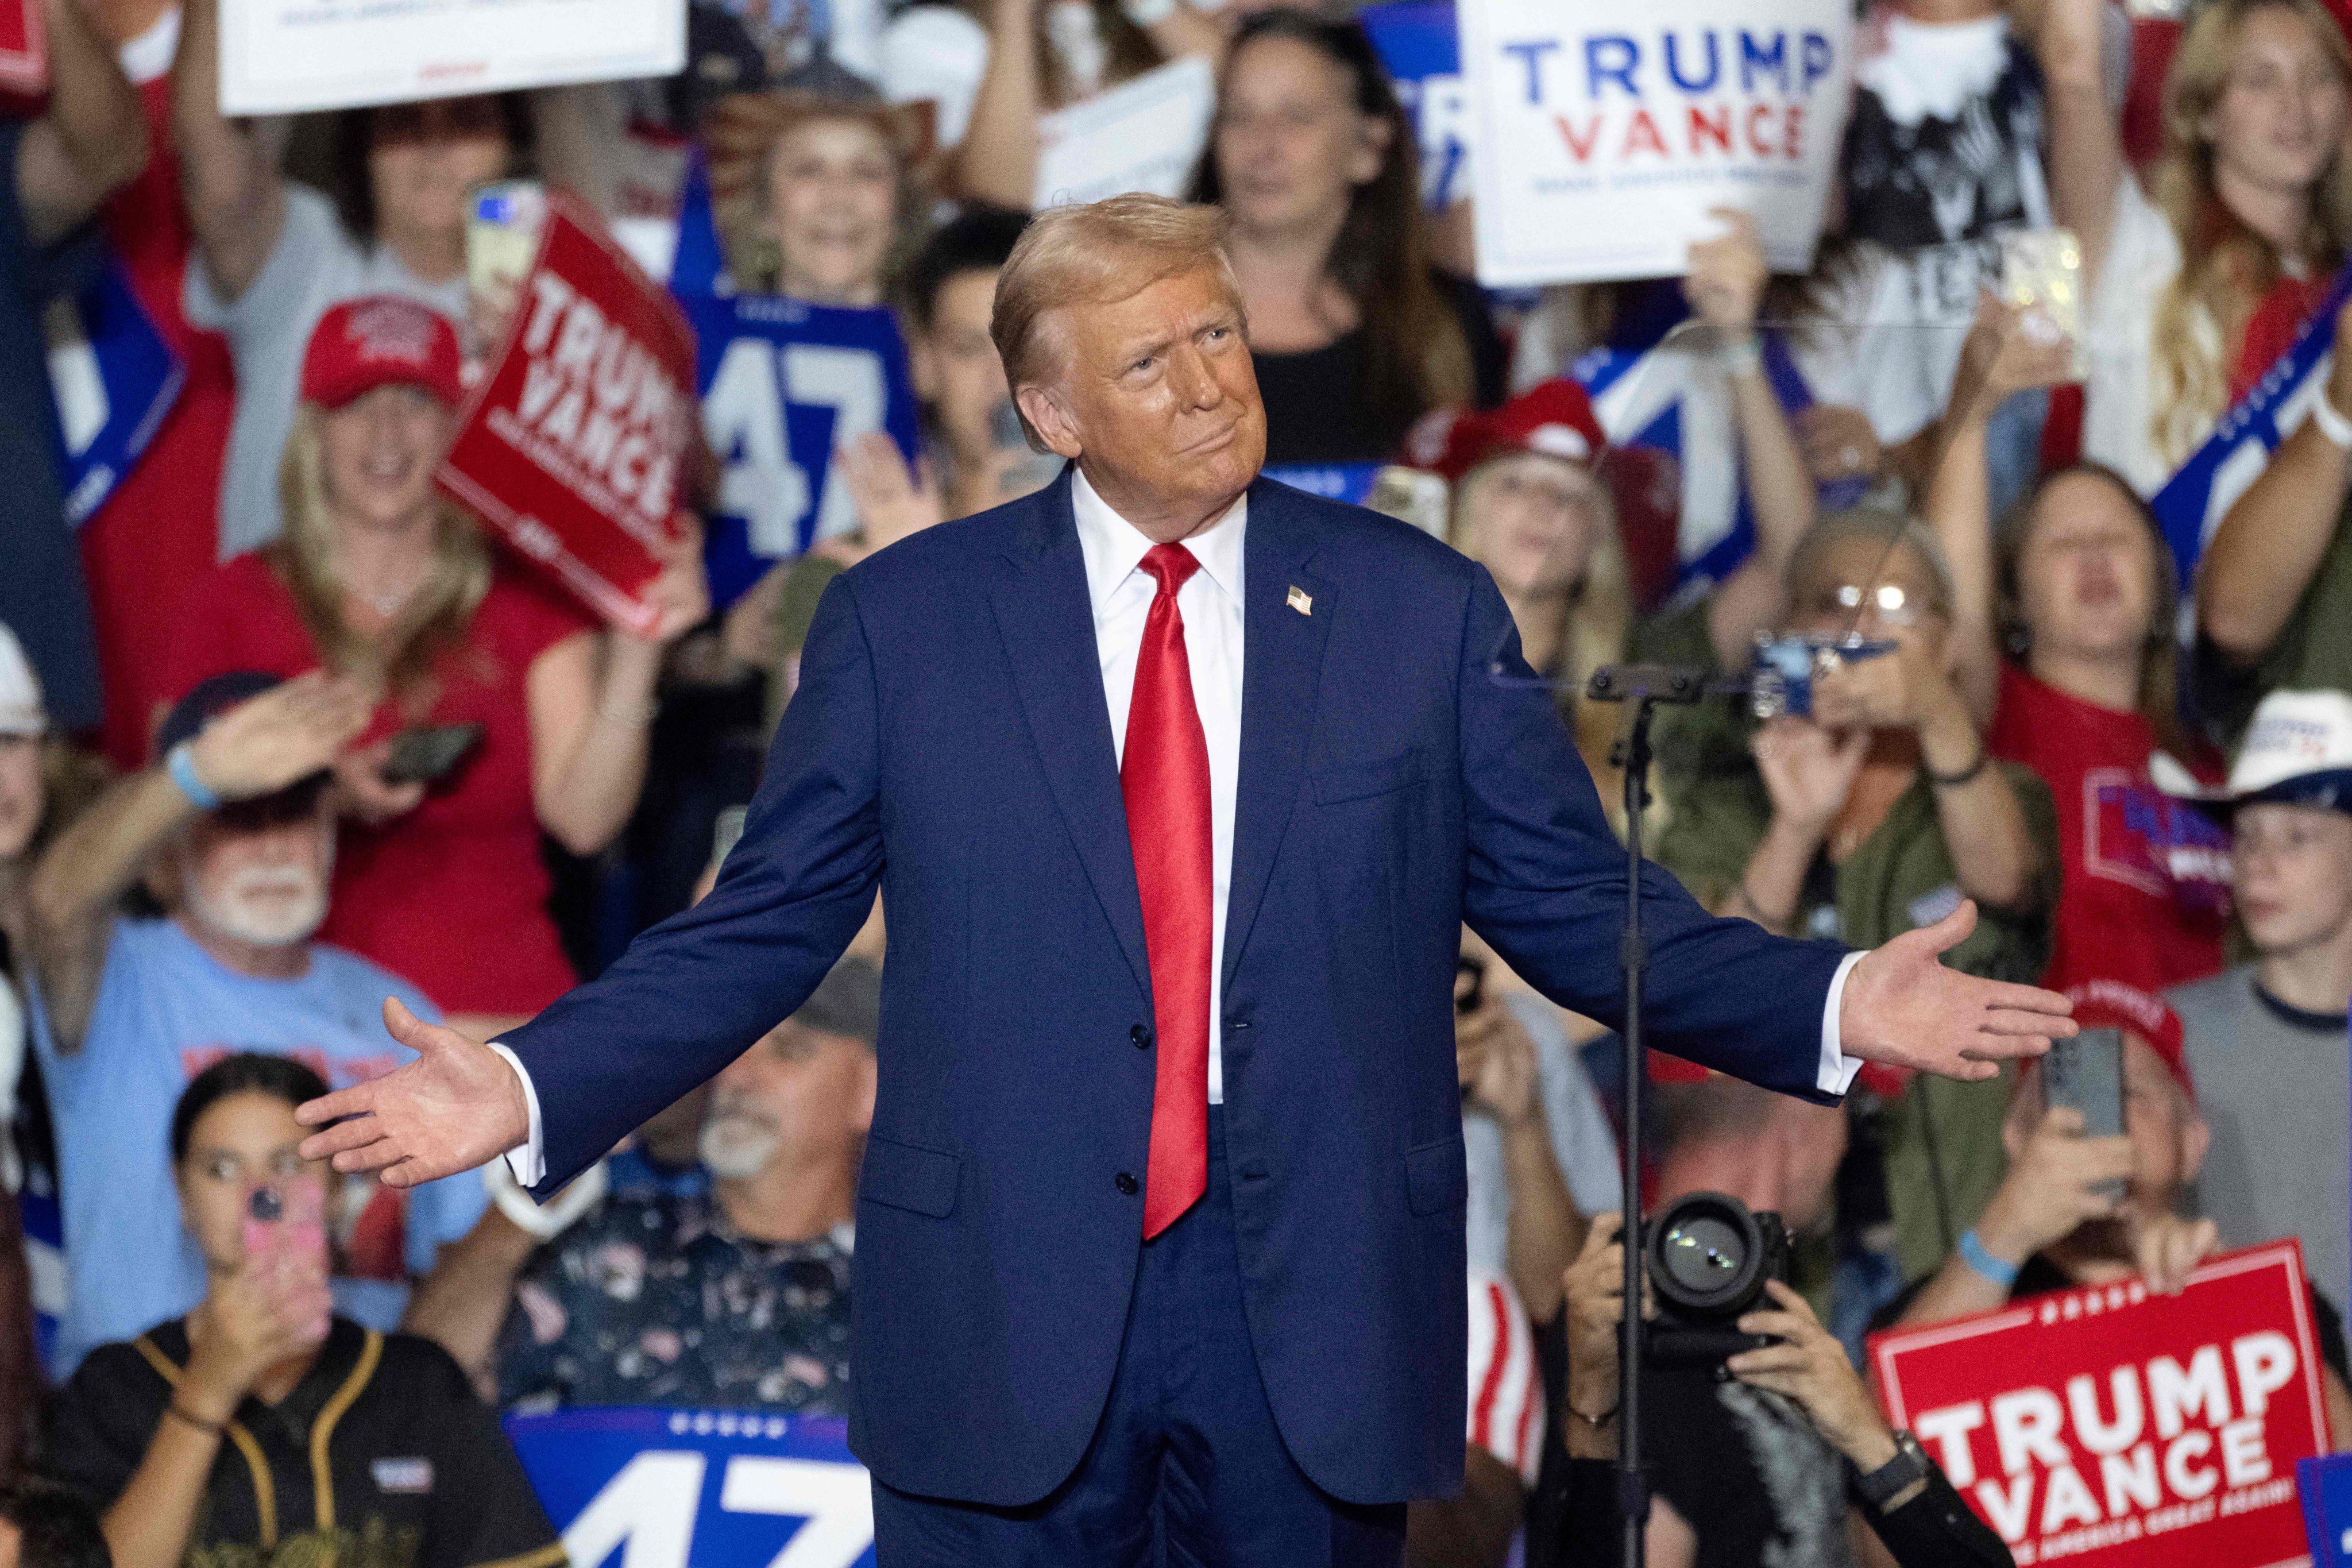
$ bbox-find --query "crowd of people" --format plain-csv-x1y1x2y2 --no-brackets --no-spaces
0,0,2345,1562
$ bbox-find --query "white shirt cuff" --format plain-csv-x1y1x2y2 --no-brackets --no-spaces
1817,951,1868,1096
487,1041,547,1188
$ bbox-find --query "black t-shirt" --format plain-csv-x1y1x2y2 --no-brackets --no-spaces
49,1318,563,1568
1251,269,1506,466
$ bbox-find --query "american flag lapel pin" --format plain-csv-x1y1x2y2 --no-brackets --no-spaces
1287,585,1313,616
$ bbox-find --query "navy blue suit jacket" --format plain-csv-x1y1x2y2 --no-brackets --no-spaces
501,470,1849,1507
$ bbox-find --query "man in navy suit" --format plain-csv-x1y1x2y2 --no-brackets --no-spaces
299,195,2073,1563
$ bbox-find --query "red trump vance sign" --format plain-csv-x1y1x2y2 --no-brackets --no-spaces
1869,1242,2328,1566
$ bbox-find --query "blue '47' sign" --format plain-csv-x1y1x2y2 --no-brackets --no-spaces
505,1407,873,1568
678,292,924,613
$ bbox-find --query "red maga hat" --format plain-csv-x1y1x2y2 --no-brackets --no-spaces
299,296,464,412
1404,377,1609,482
2063,979,2194,1104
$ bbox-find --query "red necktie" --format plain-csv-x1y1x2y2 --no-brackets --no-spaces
1122,543,1213,1239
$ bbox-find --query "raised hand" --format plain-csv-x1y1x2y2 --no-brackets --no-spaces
1839,899,2076,1080
1797,405,1882,484
618,516,712,647
1727,1281,1901,1470
187,670,372,802
840,430,945,547
183,1254,333,1418
1975,1104,2136,1265
1752,716,1870,838
295,998,531,1188
1952,291,2077,426
1684,207,1767,338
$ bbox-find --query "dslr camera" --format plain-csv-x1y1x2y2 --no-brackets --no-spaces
1642,1189,1792,1366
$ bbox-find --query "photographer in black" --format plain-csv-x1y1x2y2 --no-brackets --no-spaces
1550,1068,2010,1568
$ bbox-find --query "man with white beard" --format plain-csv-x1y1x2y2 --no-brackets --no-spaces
420,957,880,1413
22,672,491,1372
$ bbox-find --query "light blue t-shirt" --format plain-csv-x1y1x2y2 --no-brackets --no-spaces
30,918,489,1372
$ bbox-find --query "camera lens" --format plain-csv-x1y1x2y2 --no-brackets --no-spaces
1644,1191,1772,1319
1656,1214,1748,1294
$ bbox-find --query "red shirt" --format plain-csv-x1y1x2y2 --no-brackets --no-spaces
77,69,237,769
162,553,593,1016
1988,664,2230,994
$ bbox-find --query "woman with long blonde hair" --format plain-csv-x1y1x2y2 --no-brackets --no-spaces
161,298,707,1041
2041,0,2352,496
1423,381,1634,778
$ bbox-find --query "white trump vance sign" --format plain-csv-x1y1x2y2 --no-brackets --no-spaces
220,0,685,116
1458,1,1856,286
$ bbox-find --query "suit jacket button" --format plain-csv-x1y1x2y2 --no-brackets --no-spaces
1130,1024,1152,1049
1115,1172,1139,1195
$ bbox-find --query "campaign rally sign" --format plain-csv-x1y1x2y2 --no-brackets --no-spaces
45,262,184,525
218,0,685,115
505,1407,872,1568
1361,2,1473,214
681,292,922,612
1870,1242,2329,1567
2148,261,2352,592
1034,55,1217,209
0,0,43,96
439,195,697,636
1457,0,1856,285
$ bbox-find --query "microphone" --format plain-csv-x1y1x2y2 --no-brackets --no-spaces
1585,664,1740,706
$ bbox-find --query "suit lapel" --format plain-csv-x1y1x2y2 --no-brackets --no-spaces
1222,480,1330,993
988,473,1153,1002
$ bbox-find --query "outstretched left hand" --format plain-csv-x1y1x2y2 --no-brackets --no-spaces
1839,899,2075,1082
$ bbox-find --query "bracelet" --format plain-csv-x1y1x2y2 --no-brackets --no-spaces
1565,1399,1620,1428
2312,385,2352,450
1957,1228,2021,1288
165,742,222,812
1926,746,1988,788
595,692,659,729
1721,333,1764,377
166,1401,226,1436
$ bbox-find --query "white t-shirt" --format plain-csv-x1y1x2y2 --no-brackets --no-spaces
182,184,469,559
2081,172,2193,497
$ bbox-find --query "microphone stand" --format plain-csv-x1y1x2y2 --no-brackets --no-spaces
1585,664,1710,1568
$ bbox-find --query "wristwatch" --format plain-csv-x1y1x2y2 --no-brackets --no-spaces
1855,1430,1932,1511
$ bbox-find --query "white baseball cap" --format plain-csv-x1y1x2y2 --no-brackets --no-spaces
0,624,43,737
2152,689,2352,814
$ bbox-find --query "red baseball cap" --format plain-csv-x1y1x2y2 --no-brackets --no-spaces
299,296,465,411
1403,378,1609,482
2064,980,2195,1104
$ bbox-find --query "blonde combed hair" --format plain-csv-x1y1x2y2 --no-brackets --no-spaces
991,195,1245,449
2148,0,2352,465
1445,457,1633,767
272,403,491,704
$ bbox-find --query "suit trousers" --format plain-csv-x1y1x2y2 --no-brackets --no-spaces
870,1110,1410,1566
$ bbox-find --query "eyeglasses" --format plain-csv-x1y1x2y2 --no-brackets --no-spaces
1797,582,1940,627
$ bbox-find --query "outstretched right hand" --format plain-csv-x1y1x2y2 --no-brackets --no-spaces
295,998,531,1188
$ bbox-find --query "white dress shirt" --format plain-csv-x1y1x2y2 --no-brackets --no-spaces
497,474,1861,1185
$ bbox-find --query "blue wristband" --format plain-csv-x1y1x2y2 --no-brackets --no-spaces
166,742,221,812
1957,1229,2021,1288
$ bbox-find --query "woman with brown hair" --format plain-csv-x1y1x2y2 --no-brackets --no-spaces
2040,0,2352,495
161,299,708,1040
700,86,933,305
1192,8,1504,465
